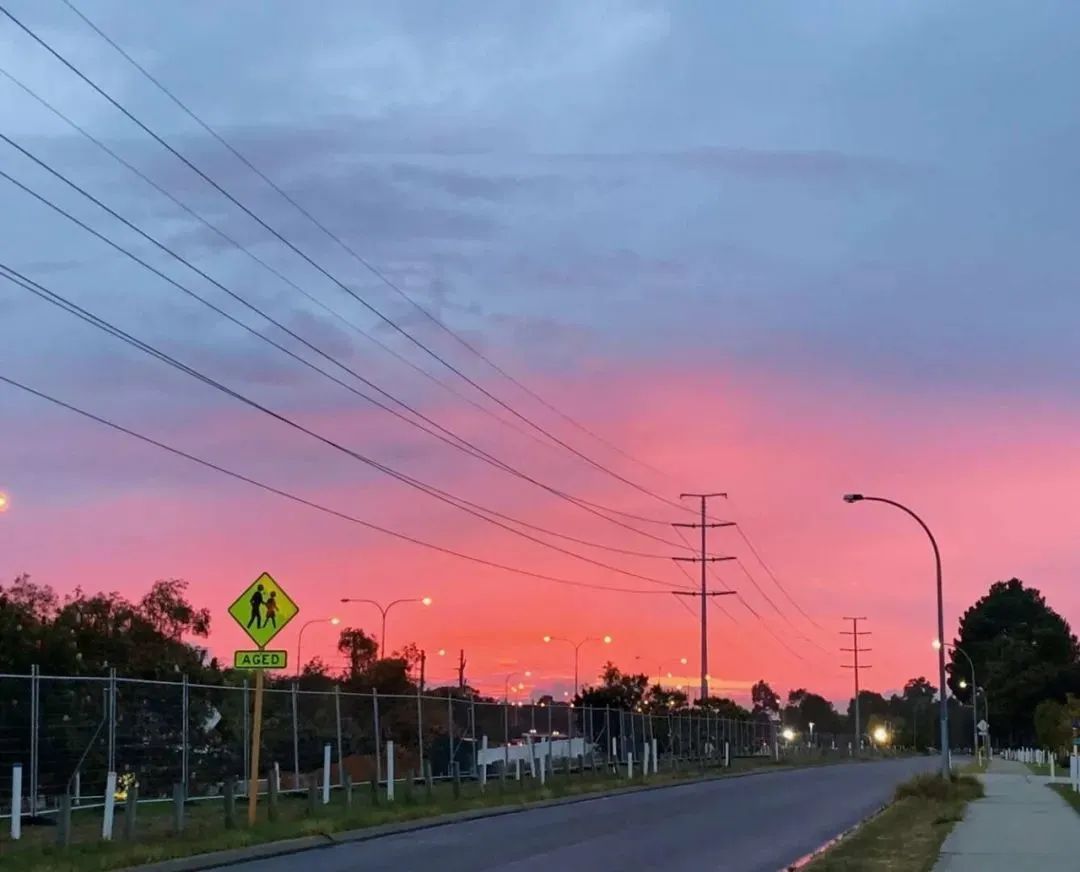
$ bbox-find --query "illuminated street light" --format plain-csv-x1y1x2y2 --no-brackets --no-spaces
845,493,948,775
543,633,612,693
295,617,341,677
872,726,889,744
339,596,432,658
0,491,9,513
781,728,796,742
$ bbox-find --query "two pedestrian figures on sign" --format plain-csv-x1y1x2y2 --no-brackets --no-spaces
246,583,278,630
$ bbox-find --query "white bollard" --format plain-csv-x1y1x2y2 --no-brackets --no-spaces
642,743,650,777
539,752,546,786
386,741,395,801
102,772,117,840
528,736,536,776
724,741,730,768
274,761,281,794
74,770,81,807
10,764,22,840
652,738,659,774
612,737,618,760
480,736,489,787
322,743,331,805
515,758,521,781
627,752,634,779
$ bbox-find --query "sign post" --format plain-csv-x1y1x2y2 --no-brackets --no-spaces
228,572,299,826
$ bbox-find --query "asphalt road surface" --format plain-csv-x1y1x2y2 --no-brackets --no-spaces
229,757,938,872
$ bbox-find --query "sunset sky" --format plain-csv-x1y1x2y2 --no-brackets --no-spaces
2,1,1079,706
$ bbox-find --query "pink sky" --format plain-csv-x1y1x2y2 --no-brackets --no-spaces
4,360,1079,707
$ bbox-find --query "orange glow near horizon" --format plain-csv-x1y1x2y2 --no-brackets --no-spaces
3,367,1080,705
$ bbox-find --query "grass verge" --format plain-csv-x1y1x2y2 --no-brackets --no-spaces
805,773,983,872
1049,783,1080,814
0,754,848,872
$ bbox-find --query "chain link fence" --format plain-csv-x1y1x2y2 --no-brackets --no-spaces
0,671,857,818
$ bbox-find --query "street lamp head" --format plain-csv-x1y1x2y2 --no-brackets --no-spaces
421,596,432,606
842,493,865,503
781,728,795,742
437,648,446,656
873,726,889,743
958,679,968,689
602,635,613,644
679,657,688,665
330,617,341,626
524,670,532,677
543,635,552,643
0,491,9,513
932,639,942,650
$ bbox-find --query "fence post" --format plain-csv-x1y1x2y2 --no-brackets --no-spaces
372,690,382,786
652,738,659,774
124,783,139,840
102,771,117,840
470,696,478,777
306,776,318,816
480,735,488,791
417,687,425,786
107,667,117,776
453,760,462,797
10,764,22,840
172,783,185,834
605,706,611,766
57,792,72,847
334,685,344,787
424,759,433,801
386,739,395,801
322,743,331,804
181,674,190,796
403,768,414,803
223,777,236,829
29,665,39,818
343,770,353,808
291,681,301,790
268,769,280,821
242,679,250,787
446,689,454,769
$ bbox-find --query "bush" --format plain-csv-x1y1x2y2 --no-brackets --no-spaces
894,773,984,802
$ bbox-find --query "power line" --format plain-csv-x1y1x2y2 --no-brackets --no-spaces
0,63,569,466
4,2,692,516
58,0,675,487
0,138,695,556
0,371,683,597
0,264,696,592
733,521,828,632
731,560,832,655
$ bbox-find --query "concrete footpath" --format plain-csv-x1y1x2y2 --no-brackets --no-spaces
934,758,1080,870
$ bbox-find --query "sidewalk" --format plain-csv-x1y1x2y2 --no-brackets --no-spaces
934,758,1080,870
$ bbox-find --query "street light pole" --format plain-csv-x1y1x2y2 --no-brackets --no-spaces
295,617,341,678
543,634,611,693
937,640,979,766
844,493,949,776
340,596,432,658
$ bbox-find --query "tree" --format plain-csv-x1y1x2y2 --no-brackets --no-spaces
954,579,1080,744
138,579,211,642
751,680,781,718
576,662,649,711
1033,699,1069,755
337,627,378,679
784,690,842,734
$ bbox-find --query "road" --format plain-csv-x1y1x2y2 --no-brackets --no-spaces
228,757,937,872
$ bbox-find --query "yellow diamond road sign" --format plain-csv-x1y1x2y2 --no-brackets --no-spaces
228,572,298,648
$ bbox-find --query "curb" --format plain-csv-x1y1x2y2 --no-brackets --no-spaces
779,802,890,871
128,762,823,872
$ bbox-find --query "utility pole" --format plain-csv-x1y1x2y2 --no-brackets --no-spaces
673,493,737,701
457,649,467,691
419,649,427,693
841,617,872,750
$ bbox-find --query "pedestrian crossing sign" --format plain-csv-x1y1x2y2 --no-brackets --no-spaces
228,572,299,648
